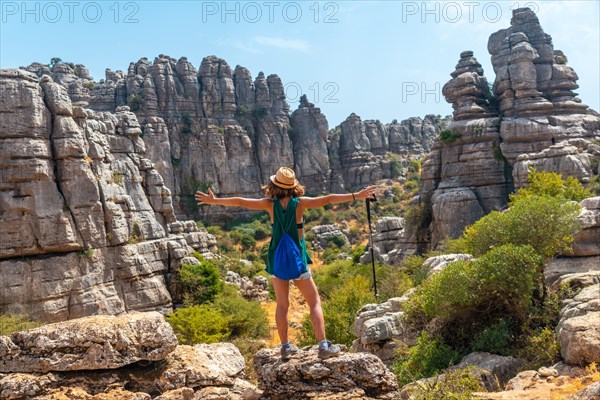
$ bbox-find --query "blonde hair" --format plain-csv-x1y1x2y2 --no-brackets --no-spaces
262,181,305,199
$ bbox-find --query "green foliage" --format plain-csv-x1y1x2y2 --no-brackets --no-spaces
326,234,347,249
393,332,460,385
127,94,143,112
236,105,251,116
304,207,324,223
49,57,62,67
179,260,223,305
351,244,366,264
400,255,428,286
517,327,561,369
402,366,485,400
406,245,542,345
462,195,581,259
252,108,268,117
299,275,374,347
212,256,264,279
439,130,462,145
512,168,592,202
212,285,269,339
166,304,230,344
229,230,257,250
0,314,44,336
181,113,194,134
469,319,513,356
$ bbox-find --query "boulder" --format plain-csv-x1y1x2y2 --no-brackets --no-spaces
0,312,177,373
566,381,600,400
422,253,474,276
253,346,399,399
449,352,522,390
556,284,600,364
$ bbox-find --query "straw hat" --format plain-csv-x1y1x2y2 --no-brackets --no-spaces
270,167,299,189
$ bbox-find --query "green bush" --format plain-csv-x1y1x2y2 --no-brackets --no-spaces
400,255,428,286
462,195,581,259
469,319,513,356
179,260,223,305
166,304,230,344
517,327,561,369
406,245,542,344
393,331,460,385
213,285,269,339
402,366,485,400
298,275,373,347
513,168,592,202
0,314,44,336
326,234,347,249
439,130,462,144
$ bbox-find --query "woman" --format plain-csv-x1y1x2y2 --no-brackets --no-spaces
195,167,377,360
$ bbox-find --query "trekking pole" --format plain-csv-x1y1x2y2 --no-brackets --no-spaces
365,193,379,302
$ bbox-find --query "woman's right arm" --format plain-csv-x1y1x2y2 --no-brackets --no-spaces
300,186,377,209
195,188,272,211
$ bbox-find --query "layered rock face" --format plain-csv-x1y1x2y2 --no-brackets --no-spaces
23,57,443,219
0,69,217,322
0,312,258,399
253,346,399,399
329,113,445,190
416,7,600,250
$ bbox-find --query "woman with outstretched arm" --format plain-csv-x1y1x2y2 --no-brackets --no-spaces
195,167,377,360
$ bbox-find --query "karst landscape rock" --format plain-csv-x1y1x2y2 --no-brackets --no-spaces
1,6,599,400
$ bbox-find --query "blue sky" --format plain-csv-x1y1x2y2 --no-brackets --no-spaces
1,1,598,127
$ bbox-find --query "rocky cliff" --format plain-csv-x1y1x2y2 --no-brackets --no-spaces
414,7,600,250
0,69,217,322
22,58,442,219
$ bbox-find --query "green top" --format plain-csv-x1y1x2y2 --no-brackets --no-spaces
266,197,313,275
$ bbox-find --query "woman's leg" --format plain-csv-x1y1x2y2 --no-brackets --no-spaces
271,277,291,344
293,277,326,342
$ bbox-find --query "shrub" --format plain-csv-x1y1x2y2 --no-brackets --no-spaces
179,260,223,305
298,275,373,347
513,168,592,202
166,304,230,344
469,319,513,356
406,245,542,344
326,234,347,249
400,255,428,286
517,327,561,369
212,285,269,339
0,314,44,336
127,94,143,112
462,195,581,259
402,366,485,400
439,130,462,145
393,331,460,385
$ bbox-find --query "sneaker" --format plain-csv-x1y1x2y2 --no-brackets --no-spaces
317,340,341,360
280,343,298,360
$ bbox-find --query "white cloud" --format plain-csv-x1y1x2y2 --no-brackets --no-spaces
253,36,310,52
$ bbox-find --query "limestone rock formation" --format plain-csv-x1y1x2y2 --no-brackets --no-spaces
0,69,217,322
351,294,417,366
225,271,269,302
0,312,177,373
20,57,443,221
421,253,474,277
253,347,399,399
309,224,350,251
400,352,521,398
413,7,600,251
0,313,258,399
566,381,600,400
359,217,405,265
289,95,332,193
556,284,600,364
329,114,444,191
